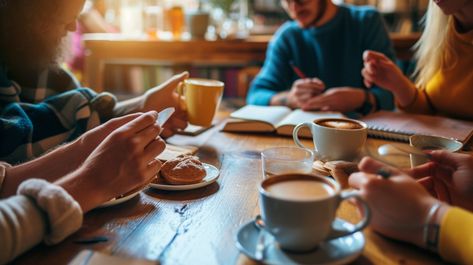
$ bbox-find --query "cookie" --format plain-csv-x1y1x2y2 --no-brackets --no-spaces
161,155,206,185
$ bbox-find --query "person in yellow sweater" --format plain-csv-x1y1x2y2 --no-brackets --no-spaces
349,151,473,265
361,0,473,120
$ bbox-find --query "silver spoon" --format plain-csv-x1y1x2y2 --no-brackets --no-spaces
378,143,430,159
254,215,267,261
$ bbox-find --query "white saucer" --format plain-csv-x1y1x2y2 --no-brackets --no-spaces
97,191,140,208
236,218,365,265
149,163,219,191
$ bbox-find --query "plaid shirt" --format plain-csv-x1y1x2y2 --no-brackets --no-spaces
0,64,114,164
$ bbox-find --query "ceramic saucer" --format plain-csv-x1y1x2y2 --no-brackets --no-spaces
148,163,219,191
236,218,365,265
97,190,140,208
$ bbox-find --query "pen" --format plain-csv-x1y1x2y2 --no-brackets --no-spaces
289,61,307,79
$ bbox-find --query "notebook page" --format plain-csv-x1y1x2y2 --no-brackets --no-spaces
230,105,292,127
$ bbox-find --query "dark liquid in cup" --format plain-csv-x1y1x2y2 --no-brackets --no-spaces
317,119,363,130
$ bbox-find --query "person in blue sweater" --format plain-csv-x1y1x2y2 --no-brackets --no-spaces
247,0,395,115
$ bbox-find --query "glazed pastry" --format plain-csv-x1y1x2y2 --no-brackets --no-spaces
161,155,206,185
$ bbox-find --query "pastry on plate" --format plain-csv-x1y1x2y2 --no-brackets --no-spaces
160,155,206,185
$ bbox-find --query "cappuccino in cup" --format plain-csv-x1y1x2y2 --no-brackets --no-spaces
259,174,370,251
316,119,364,130
293,118,367,160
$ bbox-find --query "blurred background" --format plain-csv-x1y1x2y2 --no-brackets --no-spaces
68,0,426,99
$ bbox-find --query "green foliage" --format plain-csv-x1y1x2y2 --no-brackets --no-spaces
208,0,234,14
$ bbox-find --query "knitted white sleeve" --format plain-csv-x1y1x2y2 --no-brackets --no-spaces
18,179,83,244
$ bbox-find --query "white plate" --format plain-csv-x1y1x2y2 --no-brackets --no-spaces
236,218,365,265
149,163,219,191
97,191,141,208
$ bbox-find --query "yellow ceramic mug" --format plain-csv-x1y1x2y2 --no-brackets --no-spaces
178,78,224,127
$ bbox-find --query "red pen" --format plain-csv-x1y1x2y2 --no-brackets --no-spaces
289,61,307,79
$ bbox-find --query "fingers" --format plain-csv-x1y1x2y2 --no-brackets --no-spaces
358,157,402,176
145,159,163,182
143,137,166,162
348,172,379,189
429,150,463,169
361,68,374,88
157,71,190,94
433,178,452,204
405,162,435,179
136,122,162,147
417,176,437,197
363,50,389,62
294,78,325,91
105,113,142,129
121,111,158,134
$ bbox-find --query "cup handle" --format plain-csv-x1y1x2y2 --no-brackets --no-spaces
176,81,187,111
293,122,313,150
326,190,371,240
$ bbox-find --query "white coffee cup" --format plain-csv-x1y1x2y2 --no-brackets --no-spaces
293,118,368,160
409,135,463,167
259,174,370,252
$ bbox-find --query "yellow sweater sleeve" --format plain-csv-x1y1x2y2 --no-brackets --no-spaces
439,207,473,264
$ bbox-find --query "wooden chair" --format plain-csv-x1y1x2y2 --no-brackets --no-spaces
236,66,261,99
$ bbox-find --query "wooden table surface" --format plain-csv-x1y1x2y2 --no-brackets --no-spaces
12,106,445,265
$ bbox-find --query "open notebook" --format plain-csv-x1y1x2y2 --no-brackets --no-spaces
360,111,473,144
222,105,343,137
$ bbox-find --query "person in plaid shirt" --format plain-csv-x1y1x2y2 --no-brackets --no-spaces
0,0,188,164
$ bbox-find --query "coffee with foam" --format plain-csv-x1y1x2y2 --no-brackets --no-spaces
317,119,363,130
265,179,335,201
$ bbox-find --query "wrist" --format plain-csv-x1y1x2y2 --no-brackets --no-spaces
395,79,417,108
56,166,105,213
270,92,290,107
422,201,449,252
356,89,374,115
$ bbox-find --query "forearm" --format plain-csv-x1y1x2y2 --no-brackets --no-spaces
392,78,417,108
1,141,82,198
112,96,144,117
55,167,105,213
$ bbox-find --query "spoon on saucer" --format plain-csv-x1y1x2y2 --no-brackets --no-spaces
254,215,267,261
378,143,430,159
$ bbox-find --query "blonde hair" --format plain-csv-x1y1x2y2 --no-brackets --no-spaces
413,1,457,88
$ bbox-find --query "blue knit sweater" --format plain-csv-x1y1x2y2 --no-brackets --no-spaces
247,5,395,113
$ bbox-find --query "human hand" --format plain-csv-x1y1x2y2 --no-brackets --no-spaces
349,157,442,247
57,111,166,212
142,72,189,137
287,78,325,108
301,87,364,112
72,113,144,165
407,151,473,212
362,51,417,107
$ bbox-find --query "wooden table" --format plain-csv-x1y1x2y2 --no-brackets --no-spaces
12,104,445,265
83,33,420,92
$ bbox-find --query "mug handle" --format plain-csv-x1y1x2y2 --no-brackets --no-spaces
293,122,313,150
326,190,371,240
176,81,187,111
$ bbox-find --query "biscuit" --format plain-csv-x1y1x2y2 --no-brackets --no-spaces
161,155,206,185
